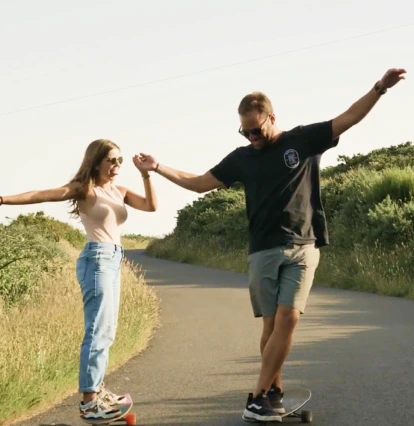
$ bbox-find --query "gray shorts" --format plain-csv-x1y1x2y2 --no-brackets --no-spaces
247,244,320,317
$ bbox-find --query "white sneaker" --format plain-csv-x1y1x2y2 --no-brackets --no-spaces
98,382,129,406
79,395,122,422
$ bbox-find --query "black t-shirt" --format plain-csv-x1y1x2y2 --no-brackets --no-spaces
209,120,339,255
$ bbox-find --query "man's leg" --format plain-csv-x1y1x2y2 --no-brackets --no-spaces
260,315,283,390
253,244,320,397
260,314,286,414
260,316,275,355
254,305,300,396
243,248,285,422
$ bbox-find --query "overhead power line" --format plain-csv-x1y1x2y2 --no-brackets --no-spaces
1,22,412,118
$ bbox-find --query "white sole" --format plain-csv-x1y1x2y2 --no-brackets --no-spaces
242,409,282,422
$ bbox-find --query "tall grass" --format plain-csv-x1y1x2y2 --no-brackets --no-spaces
147,234,414,300
0,241,159,425
365,167,414,204
148,234,249,273
120,234,154,250
315,241,414,298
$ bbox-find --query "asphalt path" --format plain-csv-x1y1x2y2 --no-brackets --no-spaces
14,249,414,426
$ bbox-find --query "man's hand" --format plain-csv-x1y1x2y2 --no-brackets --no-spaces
133,153,159,172
377,68,407,90
332,67,407,140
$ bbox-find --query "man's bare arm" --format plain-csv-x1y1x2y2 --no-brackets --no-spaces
332,68,406,140
332,86,382,139
156,164,223,193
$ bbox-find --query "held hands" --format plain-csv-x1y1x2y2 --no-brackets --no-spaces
132,153,159,175
378,68,407,90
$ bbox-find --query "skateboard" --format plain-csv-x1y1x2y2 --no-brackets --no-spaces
242,388,312,423
81,394,136,426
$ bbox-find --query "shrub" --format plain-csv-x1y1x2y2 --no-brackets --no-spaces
0,224,63,305
0,212,87,305
173,188,248,247
147,142,414,299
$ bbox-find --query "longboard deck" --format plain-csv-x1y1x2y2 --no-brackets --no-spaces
81,394,134,425
242,388,312,423
281,388,311,417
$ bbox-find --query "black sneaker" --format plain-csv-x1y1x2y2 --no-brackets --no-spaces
267,385,285,414
243,391,282,422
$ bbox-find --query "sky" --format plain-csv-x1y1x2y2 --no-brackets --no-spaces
0,0,413,237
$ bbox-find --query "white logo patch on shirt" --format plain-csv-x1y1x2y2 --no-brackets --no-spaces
284,149,300,169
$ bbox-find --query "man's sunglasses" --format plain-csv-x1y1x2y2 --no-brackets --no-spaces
107,156,123,165
238,115,270,138
238,127,264,138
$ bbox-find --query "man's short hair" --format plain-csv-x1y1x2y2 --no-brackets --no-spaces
238,91,274,115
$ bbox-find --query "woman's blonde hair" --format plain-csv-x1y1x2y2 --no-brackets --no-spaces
69,139,120,217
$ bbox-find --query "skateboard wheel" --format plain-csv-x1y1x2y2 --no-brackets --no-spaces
125,412,136,425
300,410,312,423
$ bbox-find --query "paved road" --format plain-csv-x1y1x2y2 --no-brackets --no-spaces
15,249,414,426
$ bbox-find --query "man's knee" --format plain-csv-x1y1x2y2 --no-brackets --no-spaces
260,315,276,354
262,315,275,340
275,305,300,333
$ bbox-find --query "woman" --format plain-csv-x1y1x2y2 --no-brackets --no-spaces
0,139,157,422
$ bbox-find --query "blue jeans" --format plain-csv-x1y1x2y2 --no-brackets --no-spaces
76,242,124,393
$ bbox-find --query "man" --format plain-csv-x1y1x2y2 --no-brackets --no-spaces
136,68,406,422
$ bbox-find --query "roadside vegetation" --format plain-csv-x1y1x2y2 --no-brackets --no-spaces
148,142,414,299
0,212,159,424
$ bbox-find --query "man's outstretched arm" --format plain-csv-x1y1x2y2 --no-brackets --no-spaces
332,68,406,140
155,163,223,193
133,154,224,193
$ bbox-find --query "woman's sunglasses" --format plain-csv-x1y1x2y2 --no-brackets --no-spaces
107,156,123,165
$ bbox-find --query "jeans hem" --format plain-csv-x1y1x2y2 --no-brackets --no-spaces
79,386,100,393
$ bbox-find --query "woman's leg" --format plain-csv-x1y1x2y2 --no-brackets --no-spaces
98,247,129,406
76,243,123,419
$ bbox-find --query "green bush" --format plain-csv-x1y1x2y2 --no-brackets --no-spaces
7,211,86,249
321,141,414,178
366,197,414,245
0,229,62,305
325,167,414,248
147,142,414,299
0,212,85,305
365,167,414,205
175,188,248,245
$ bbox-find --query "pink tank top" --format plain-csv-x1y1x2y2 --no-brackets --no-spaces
79,185,128,246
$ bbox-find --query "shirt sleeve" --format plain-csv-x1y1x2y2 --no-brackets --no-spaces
301,120,339,155
209,149,241,188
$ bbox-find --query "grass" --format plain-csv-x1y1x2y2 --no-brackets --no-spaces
0,240,159,425
120,235,153,250
315,242,414,298
147,234,414,300
148,234,249,273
